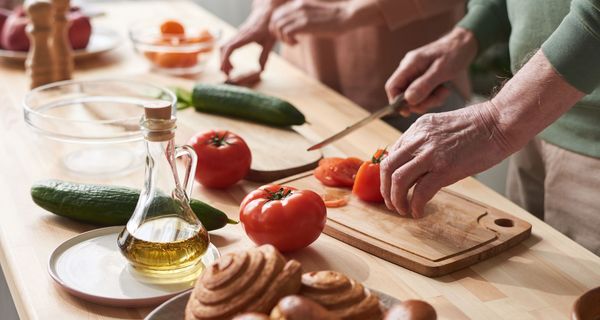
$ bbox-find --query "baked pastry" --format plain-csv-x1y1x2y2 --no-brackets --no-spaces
271,295,339,320
231,313,270,320
384,300,436,320
299,271,383,320
185,245,302,320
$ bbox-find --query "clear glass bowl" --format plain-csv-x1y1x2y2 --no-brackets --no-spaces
23,79,176,176
129,20,221,76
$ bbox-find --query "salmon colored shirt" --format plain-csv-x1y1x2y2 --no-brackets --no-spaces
281,0,468,111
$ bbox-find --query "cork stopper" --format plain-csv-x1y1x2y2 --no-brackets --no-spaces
144,100,172,120
142,101,175,142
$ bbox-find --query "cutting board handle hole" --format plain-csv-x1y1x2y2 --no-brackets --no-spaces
494,218,514,228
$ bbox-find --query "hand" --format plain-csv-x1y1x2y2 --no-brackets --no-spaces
385,27,478,116
269,0,350,45
220,0,284,76
379,102,514,218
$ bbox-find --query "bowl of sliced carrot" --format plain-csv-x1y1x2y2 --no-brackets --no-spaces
130,19,220,75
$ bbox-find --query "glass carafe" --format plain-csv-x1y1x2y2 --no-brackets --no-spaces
117,102,209,279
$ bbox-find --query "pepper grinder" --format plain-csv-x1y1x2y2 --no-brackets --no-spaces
50,0,73,81
26,0,55,89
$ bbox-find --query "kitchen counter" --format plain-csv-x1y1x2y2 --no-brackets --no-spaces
0,1,598,319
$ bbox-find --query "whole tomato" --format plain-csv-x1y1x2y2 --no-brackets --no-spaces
188,130,251,189
352,149,388,202
240,185,327,252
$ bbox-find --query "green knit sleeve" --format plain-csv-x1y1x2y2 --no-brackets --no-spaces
542,0,600,94
456,0,511,52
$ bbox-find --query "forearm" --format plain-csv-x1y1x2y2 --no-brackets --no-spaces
457,0,510,54
488,50,585,153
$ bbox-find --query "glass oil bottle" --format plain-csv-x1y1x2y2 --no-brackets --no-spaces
117,101,209,281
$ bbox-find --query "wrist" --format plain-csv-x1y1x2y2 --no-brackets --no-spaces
446,27,478,59
474,101,519,155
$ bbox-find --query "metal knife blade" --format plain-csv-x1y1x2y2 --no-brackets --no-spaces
307,93,406,151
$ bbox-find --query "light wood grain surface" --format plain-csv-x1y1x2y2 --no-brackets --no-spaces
0,1,599,319
279,172,531,277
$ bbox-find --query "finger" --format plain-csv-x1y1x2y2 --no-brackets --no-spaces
259,38,276,70
385,51,431,102
220,35,253,75
269,4,297,41
404,59,446,105
410,172,446,218
409,86,451,114
389,157,429,215
281,18,307,45
380,140,418,211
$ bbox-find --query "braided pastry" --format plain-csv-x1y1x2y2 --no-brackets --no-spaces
185,245,302,320
300,271,383,320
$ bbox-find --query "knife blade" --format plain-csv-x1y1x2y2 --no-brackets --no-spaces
307,93,406,151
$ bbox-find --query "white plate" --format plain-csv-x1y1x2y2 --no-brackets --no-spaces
0,27,120,62
145,288,400,319
48,226,220,307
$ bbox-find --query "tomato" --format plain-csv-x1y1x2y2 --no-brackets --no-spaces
314,157,363,188
188,130,251,189
352,149,388,202
240,185,327,252
321,193,349,208
154,52,198,68
160,20,185,35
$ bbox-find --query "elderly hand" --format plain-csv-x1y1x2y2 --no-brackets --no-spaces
385,27,478,116
220,0,285,76
380,102,515,218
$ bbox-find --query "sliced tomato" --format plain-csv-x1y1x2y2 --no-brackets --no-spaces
330,157,363,187
314,165,339,187
321,193,349,208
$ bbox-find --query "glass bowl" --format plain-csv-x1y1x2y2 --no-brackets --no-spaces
23,79,176,176
129,19,221,76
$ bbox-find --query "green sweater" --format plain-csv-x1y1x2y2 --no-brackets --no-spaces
458,0,600,158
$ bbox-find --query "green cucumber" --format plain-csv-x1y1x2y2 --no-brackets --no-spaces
30,179,236,230
187,84,305,127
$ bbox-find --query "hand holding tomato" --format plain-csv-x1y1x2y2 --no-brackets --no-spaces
353,149,388,202
188,130,251,189
240,185,326,252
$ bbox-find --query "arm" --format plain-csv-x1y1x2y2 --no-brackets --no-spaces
380,50,585,217
384,0,510,111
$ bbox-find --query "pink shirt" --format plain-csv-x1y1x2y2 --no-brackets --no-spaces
282,0,467,111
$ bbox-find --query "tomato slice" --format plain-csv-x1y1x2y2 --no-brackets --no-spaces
321,193,349,208
330,157,363,187
314,165,338,187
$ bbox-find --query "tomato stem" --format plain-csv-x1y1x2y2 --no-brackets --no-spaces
372,148,388,164
267,188,293,201
208,131,231,147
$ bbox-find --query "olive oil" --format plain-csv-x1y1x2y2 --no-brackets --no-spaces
117,216,209,275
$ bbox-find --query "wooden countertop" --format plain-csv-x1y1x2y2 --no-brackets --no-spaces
0,1,598,319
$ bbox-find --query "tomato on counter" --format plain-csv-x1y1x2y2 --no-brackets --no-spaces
188,130,251,189
240,184,326,252
314,157,363,188
352,149,388,202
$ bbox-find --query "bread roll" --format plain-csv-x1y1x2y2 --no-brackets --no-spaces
300,271,383,320
185,245,302,320
271,295,339,320
231,313,270,320
385,300,436,320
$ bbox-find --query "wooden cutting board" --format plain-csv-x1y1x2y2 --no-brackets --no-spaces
131,74,322,182
279,172,532,277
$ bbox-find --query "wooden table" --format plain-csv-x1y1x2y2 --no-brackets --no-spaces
0,1,598,319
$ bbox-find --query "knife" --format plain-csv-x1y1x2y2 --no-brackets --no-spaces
307,93,407,151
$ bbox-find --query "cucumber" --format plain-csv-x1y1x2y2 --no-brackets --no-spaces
187,84,305,127
30,180,236,230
